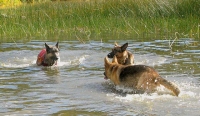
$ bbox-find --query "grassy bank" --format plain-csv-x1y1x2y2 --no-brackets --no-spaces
0,0,199,42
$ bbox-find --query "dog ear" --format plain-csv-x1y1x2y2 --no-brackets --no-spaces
55,42,59,48
112,55,118,64
55,41,60,51
121,43,128,52
45,43,50,53
104,57,110,65
114,42,118,47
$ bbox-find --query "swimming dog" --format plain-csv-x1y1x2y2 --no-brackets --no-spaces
36,42,60,66
107,42,134,65
104,56,180,96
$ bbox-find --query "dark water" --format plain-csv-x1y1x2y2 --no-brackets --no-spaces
0,39,199,116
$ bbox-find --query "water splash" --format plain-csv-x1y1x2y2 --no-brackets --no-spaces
104,79,200,102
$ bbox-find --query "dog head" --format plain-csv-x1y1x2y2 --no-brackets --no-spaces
107,42,128,58
44,42,60,66
104,56,118,80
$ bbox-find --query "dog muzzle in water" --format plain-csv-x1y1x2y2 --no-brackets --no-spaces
47,56,60,66
53,56,60,66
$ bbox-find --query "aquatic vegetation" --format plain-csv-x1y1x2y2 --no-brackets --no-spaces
0,0,199,42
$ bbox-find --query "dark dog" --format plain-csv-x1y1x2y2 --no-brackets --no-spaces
107,42,134,65
104,56,180,96
36,42,60,66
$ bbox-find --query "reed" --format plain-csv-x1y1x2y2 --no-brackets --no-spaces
0,0,199,42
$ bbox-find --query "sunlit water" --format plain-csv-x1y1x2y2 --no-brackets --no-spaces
0,39,199,116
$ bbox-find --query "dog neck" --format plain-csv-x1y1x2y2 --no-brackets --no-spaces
116,51,128,65
110,64,121,85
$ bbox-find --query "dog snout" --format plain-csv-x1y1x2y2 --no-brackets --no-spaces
107,53,111,57
107,52,114,58
51,56,59,61
54,57,59,60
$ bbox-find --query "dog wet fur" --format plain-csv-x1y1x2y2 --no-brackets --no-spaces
104,56,180,96
36,42,60,66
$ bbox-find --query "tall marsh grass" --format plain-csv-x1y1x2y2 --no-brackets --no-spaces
0,0,199,42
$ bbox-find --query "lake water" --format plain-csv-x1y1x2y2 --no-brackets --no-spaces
0,39,200,116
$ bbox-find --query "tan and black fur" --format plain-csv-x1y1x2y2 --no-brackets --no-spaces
107,42,134,65
104,56,180,96
36,42,60,66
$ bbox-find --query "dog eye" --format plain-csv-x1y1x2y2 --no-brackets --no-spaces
117,49,122,52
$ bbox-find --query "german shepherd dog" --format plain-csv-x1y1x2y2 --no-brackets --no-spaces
104,56,180,96
36,42,60,66
107,42,134,65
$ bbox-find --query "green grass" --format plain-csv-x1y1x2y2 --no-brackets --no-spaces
0,0,199,42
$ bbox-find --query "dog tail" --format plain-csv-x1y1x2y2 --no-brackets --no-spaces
159,77,180,96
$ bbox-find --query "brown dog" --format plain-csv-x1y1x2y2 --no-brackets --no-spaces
107,42,134,65
36,42,60,66
104,56,180,96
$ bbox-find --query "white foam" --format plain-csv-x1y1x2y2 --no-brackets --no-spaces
1,63,30,68
57,61,70,66
0,55,76,68
105,80,200,102
135,54,167,66
79,55,89,64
